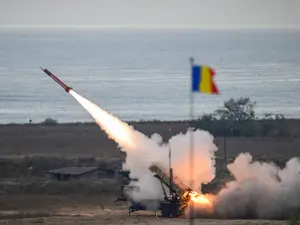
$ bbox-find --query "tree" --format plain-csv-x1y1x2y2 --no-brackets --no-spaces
214,97,256,121
41,117,58,125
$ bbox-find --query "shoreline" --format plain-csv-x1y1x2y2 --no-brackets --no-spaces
1,117,300,125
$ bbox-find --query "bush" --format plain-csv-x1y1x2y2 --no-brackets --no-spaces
41,117,58,125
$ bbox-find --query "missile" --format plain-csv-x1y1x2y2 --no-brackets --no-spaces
40,66,72,93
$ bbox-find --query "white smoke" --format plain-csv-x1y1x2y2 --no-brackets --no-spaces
69,90,218,202
215,153,300,219
124,129,218,201
168,129,218,191
69,90,300,219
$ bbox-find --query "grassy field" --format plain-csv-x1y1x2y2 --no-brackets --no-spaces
1,120,300,194
1,121,300,160
0,120,300,223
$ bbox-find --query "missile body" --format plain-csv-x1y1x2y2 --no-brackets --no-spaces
40,66,72,93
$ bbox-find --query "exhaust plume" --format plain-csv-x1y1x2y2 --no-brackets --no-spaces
69,90,218,202
69,90,300,219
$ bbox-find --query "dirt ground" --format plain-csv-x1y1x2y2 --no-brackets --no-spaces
0,216,291,225
0,194,294,224
0,195,294,225
0,204,291,225
1,122,300,160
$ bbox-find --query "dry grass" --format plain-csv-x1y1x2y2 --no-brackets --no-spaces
1,122,300,161
0,195,292,225
214,136,300,160
0,195,121,211
0,214,291,225
0,195,294,224
0,180,120,195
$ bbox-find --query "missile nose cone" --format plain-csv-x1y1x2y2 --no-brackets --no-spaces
40,66,45,71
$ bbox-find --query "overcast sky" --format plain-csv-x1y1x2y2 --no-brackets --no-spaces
1,0,300,28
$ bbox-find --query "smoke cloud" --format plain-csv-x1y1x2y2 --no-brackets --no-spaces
70,90,218,201
215,153,300,219
70,90,300,219
168,130,218,191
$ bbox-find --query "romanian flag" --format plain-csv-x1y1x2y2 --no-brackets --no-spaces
192,65,219,94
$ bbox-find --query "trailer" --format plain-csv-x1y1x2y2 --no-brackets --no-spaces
128,163,193,217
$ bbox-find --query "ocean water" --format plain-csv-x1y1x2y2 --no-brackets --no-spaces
0,28,300,124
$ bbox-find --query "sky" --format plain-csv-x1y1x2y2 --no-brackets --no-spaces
1,0,300,28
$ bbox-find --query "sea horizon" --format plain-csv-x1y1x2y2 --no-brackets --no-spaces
1,28,300,124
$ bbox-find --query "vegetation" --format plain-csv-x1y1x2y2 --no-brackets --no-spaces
290,216,300,225
0,156,123,196
0,179,119,195
35,97,299,137
195,97,294,137
41,117,58,125
0,156,122,178
1,97,299,198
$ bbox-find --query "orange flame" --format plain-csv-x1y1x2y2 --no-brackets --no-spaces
189,191,212,206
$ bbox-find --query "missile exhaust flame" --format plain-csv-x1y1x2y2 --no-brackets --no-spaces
189,191,212,206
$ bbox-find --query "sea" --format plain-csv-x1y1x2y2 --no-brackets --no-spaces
0,28,300,124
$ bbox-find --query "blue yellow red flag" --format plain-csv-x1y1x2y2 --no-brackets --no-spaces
192,65,219,94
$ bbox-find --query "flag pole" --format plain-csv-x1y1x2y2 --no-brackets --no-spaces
169,128,173,198
189,57,195,224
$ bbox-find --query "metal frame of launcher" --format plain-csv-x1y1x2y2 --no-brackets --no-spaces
128,164,193,218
